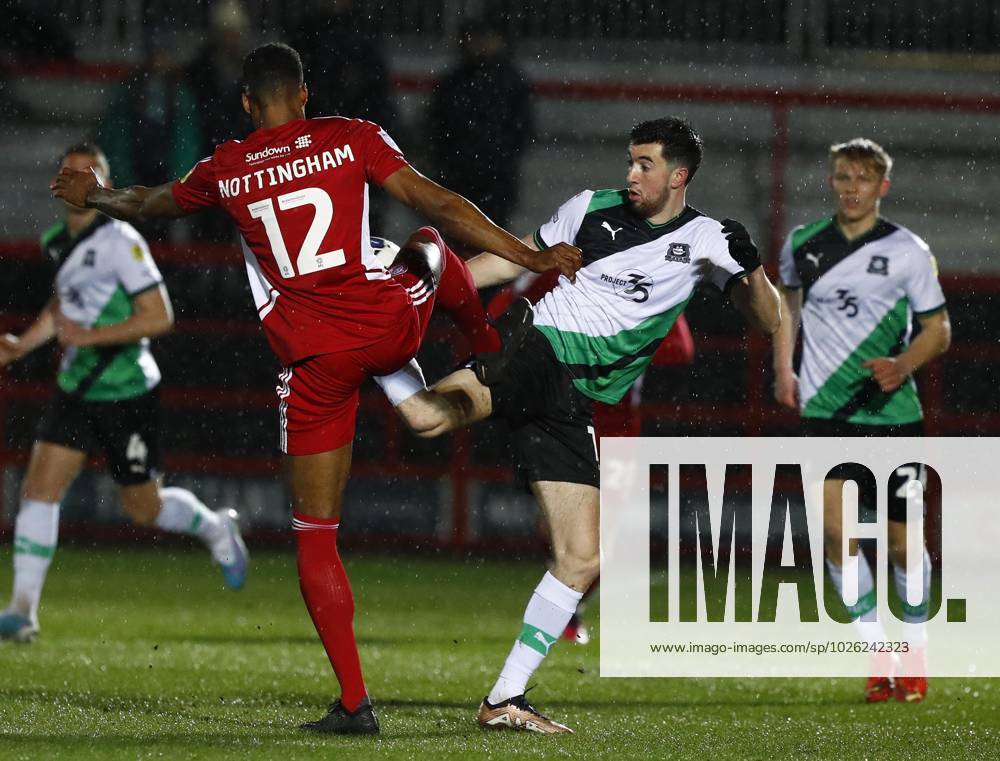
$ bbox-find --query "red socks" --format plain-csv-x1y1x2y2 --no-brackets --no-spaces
292,512,366,712
435,247,501,354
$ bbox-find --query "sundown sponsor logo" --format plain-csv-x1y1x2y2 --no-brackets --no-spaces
245,145,293,163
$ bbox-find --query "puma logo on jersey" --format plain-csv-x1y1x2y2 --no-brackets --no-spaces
601,221,623,240
805,252,822,267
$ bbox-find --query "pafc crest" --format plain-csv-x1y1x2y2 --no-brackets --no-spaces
867,255,889,276
665,243,691,263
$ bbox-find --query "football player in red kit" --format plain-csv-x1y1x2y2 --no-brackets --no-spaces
52,42,581,735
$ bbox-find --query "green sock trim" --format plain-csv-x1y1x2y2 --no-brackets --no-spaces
845,589,876,619
517,623,559,656
14,537,56,559
900,600,929,620
189,511,203,535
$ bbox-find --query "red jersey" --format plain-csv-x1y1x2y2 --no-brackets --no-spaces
172,116,413,365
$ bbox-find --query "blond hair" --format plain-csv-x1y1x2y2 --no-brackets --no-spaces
829,138,893,179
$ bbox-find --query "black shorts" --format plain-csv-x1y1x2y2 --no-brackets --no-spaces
801,417,925,522
488,328,598,487
36,389,161,486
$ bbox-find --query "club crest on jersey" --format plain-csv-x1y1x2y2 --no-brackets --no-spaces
63,286,84,309
867,255,889,276
602,269,654,304
664,242,691,263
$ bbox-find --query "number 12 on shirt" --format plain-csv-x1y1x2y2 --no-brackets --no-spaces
248,187,345,278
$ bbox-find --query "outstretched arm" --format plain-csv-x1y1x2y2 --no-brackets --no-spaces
382,165,581,281
51,167,188,226
0,297,58,366
467,234,534,289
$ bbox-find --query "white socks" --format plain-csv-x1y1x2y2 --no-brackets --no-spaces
156,487,226,554
488,572,584,704
894,547,931,647
10,499,60,622
827,553,887,645
828,548,931,648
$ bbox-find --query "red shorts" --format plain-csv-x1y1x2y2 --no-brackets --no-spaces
277,260,438,456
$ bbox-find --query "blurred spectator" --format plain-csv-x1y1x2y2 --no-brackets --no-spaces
428,17,534,228
1,5,74,64
287,0,396,230
287,0,395,126
97,31,200,238
0,4,74,122
186,0,254,241
188,0,253,152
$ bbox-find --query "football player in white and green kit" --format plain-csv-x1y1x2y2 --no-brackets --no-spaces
0,144,248,643
390,118,781,732
772,138,951,703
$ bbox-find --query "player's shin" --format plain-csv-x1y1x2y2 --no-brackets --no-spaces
894,546,931,647
436,247,501,354
828,553,898,698
487,571,584,704
292,513,367,712
156,487,223,544
827,553,888,644
893,547,931,699
9,499,59,623
156,487,248,588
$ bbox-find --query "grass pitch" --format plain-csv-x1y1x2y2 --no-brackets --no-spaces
0,547,996,760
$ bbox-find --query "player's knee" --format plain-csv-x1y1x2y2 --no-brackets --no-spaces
887,541,909,568
408,419,447,439
396,389,467,439
399,233,444,290
399,406,451,438
125,504,158,526
823,529,844,562
119,487,161,526
552,545,600,588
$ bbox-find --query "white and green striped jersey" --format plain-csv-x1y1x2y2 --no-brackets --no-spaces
779,217,946,425
41,216,163,401
532,189,746,404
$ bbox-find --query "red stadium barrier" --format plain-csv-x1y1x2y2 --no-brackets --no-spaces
2,235,996,552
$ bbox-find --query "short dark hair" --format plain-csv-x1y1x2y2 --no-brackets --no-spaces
60,142,110,182
241,42,303,103
629,118,703,184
